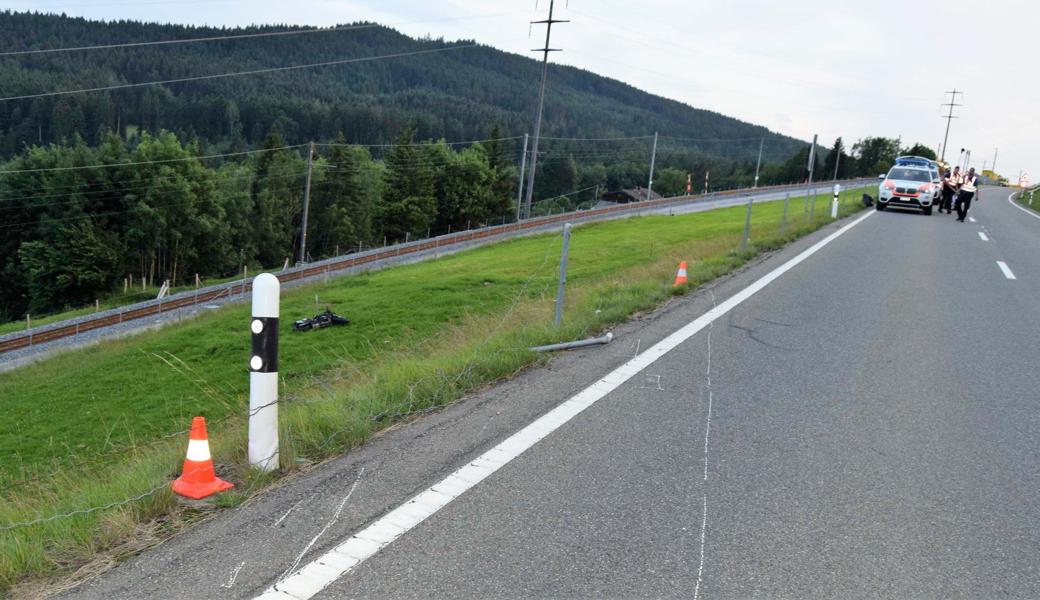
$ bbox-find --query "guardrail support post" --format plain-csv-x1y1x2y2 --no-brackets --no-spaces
740,197,753,251
781,192,790,234
554,223,572,327
249,273,280,472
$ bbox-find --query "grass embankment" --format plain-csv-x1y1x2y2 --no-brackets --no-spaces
1014,187,1038,211
0,187,868,593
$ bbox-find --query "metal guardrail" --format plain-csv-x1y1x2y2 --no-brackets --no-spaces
0,178,873,356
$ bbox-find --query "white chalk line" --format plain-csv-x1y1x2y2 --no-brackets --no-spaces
256,210,876,600
222,561,246,589
272,499,304,528
275,467,364,584
693,290,717,600
978,231,989,241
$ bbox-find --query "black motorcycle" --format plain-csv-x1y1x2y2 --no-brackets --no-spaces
293,308,350,332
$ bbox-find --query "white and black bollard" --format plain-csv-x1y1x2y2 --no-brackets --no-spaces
831,183,841,218
249,273,280,472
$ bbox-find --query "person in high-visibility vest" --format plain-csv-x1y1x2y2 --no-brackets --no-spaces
940,166,961,214
955,167,979,222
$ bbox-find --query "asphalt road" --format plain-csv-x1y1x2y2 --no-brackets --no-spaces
61,186,1040,599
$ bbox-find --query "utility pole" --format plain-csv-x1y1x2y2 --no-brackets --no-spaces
753,137,763,188
939,89,962,163
299,141,315,264
832,141,841,181
646,132,658,200
523,0,567,220
804,134,817,223
516,133,529,221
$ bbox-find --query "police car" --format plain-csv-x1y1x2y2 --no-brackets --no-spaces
877,163,938,215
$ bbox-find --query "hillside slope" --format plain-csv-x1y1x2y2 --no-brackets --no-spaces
0,11,803,159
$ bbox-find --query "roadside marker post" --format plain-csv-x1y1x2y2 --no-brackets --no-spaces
554,223,572,327
781,192,790,234
831,183,841,219
249,273,280,472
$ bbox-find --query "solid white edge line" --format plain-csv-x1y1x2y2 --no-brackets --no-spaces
255,210,877,600
978,231,989,241
997,261,1016,280
1007,190,1040,220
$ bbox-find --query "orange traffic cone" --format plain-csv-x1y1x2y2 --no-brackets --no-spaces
673,261,688,286
172,416,233,499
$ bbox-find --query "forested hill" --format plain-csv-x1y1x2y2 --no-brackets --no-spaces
0,11,803,160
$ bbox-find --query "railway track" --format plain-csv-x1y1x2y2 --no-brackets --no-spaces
0,179,867,357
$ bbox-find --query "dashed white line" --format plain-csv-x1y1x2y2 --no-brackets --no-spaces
997,261,1016,280
978,231,989,241
255,210,877,600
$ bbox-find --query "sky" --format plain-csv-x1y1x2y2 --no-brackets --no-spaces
7,0,1037,182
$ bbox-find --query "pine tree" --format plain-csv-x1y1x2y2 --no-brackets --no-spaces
379,127,436,241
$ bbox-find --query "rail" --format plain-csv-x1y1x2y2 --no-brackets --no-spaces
0,178,873,356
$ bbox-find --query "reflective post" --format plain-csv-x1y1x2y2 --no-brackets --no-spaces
249,273,280,472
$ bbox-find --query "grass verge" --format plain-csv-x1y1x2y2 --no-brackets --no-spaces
0,187,869,594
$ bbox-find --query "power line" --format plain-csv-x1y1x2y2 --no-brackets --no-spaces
0,44,477,102
0,145,304,175
0,24,381,57
0,11,522,57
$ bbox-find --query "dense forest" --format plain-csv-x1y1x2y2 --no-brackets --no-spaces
0,12,928,321
0,11,806,160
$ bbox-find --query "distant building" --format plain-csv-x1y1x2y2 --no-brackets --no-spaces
596,187,663,208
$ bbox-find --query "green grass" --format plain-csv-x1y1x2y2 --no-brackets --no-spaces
0,187,868,594
1014,187,1038,211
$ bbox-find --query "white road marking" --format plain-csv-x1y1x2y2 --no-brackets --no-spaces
256,210,877,600
1007,191,1040,220
968,216,977,223
997,261,1016,280
978,232,989,241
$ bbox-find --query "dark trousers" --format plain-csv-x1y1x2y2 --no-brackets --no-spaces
940,188,955,212
955,191,974,221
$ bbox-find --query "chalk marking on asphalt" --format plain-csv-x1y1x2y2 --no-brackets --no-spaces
222,561,246,588
640,374,664,391
693,290,717,600
275,468,364,586
968,216,977,223
1007,191,1040,220
272,499,304,528
997,261,1016,280
978,232,989,241
255,210,876,600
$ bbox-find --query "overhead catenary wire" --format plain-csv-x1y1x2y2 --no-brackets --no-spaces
0,44,478,103
0,10,521,57
0,24,380,57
